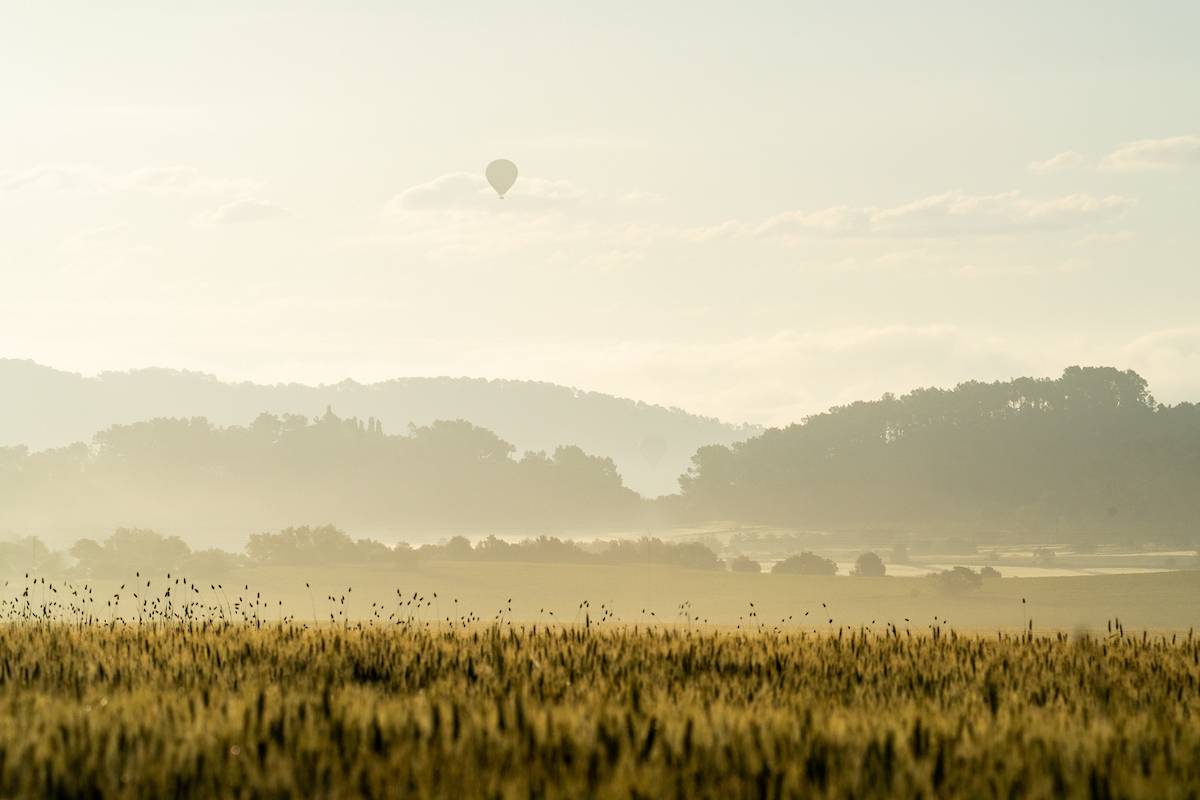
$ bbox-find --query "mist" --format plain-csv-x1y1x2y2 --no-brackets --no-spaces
2,4,1199,797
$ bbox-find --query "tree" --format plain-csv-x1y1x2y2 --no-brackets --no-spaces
70,529,190,578
851,551,886,577
0,536,65,577
184,548,245,577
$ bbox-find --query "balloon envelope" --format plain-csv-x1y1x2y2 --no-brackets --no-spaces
485,159,518,198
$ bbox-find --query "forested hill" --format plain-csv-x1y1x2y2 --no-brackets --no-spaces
675,367,1200,543
0,412,648,546
0,360,755,497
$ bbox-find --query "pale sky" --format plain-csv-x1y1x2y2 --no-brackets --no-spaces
2,2,1198,425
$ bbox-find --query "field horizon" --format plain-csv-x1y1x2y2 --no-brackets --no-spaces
10,560,1197,634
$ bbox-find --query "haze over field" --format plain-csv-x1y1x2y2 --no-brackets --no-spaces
3,3,1199,427
2,5,1200,797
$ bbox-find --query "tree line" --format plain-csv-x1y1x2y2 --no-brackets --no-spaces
2,527,1031,589
0,410,645,535
0,527,733,578
1,366,1197,545
671,367,1200,543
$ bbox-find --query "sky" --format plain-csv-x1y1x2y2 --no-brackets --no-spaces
2,2,1198,426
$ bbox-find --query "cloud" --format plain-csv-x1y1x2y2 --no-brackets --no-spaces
0,164,105,192
122,166,256,195
688,190,1132,241
1115,327,1200,407
0,164,256,195
385,172,491,212
1100,135,1200,171
384,172,587,215
198,198,292,225
1028,151,1086,172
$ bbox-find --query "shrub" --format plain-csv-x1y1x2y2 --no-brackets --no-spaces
980,565,1001,578
772,552,837,576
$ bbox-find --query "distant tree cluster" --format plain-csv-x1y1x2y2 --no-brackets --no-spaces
418,534,724,571
0,527,731,579
772,552,838,576
675,368,1200,543
927,565,1000,593
0,411,642,534
59,529,243,579
728,555,762,573
0,359,756,497
245,526,417,569
0,536,66,577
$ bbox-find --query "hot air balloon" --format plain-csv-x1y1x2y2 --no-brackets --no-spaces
485,159,518,198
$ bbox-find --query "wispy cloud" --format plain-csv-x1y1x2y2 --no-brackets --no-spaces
0,164,257,195
1100,135,1200,171
198,198,292,225
686,190,1132,241
383,172,586,214
1028,151,1086,173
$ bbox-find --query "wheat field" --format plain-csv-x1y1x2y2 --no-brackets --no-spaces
0,614,1197,798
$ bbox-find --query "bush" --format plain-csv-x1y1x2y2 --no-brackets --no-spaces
728,555,761,573
851,552,886,577
772,552,837,576
980,565,1001,578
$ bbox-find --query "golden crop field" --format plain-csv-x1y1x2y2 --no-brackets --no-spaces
1,615,1197,798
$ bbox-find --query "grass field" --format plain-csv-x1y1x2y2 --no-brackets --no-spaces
36,561,1193,633
0,621,1197,798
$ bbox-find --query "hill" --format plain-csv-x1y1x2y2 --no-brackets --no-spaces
0,359,755,497
674,366,1200,544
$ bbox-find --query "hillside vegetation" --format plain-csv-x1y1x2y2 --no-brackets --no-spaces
0,412,644,541
0,359,754,496
2,366,1198,548
675,367,1200,542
